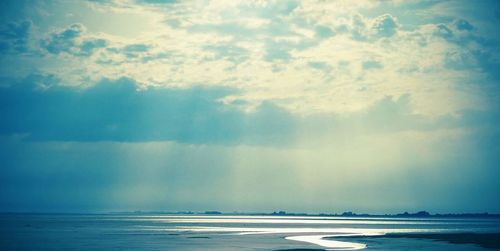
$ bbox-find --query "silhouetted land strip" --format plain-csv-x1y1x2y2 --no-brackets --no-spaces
333,233,500,250
3,210,500,218
268,210,500,218
106,210,500,218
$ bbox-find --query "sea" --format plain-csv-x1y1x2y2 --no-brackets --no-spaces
1,213,500,250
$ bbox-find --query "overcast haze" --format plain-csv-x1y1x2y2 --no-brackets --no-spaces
1,0,500,213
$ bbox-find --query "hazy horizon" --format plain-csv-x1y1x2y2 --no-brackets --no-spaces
2,209,499,215
1,0,500,214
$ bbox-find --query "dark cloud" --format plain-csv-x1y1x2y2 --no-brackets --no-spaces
434,23,453,39
314,25,334,39
265,45,292,61
0,20,32,53
79,38,108,56
0,77,296,145
454,19,474,31
372,14,399,37
40,23,108,56
431,21,500,82
101,43,156,63
41,23,85,54
2,75,498,145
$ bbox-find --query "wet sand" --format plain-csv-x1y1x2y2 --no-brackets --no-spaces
333,232,500,249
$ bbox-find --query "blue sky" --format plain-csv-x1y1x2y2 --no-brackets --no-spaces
1,0,499,213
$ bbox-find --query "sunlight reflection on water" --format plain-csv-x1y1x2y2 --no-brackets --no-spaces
141,215,486,250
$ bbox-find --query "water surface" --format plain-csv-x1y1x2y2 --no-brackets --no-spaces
1,214,499,250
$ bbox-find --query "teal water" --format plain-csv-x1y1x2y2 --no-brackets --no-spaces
1,214,499,250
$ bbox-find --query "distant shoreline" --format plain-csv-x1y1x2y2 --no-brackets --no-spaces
1,210,500,218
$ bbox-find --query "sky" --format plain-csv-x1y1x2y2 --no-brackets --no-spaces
0,0,499,214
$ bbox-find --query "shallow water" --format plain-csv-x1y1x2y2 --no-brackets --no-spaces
1,214,499,250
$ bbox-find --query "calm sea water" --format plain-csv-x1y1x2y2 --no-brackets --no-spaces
1,214,500,250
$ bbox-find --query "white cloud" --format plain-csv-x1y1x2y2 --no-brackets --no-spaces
2,0,498,116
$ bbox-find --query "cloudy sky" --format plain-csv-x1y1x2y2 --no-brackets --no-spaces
1,0,499,213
